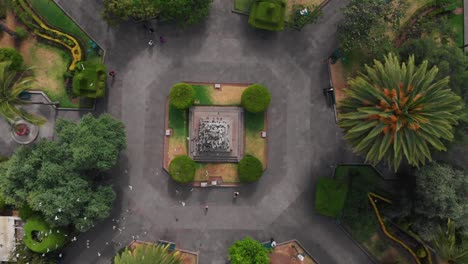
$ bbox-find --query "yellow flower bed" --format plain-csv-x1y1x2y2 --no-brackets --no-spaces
18,0,82,70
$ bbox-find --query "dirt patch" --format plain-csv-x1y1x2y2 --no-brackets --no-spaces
30,45,68,93
210,84,247,105
179,252,197,264
168,138,187,165
194,163,239,183
270,241,317,264
245,134,266,169
329,60,348,103
453,7,463,15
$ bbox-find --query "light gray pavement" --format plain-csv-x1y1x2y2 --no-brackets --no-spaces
55,0,372,263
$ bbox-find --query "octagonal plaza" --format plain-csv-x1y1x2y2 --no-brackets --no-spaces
189,106,244,162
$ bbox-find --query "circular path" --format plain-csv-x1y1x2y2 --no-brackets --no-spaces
57,0,372,263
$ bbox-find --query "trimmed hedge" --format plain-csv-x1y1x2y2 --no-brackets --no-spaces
241,84,271,113
169,83,195,110
169,155,196,184
314,177,348,218
238,155,263,183
23,217,67,253
0,48,23,71
248,0,286,31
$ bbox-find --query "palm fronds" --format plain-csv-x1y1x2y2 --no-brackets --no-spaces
338,53,463,170
114,244,181,264
432,219,468,263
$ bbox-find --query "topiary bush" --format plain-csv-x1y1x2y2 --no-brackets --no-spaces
0,48,23,71
14,27,28,41
238,155,263,183
228,237,270,264
23,217,67,253
169,83,195,110
241,84,271,113
169,155,196,184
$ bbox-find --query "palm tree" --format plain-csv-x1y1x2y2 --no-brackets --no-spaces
432,219,468,264
338,53,463,170
0,61,46,125
114,244,181,264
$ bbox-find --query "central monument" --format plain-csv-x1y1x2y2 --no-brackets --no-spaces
189,106,244,162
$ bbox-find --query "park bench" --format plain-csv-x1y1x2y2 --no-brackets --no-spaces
157,239,176,252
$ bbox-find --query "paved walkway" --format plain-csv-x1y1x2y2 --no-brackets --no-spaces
464,0,468,50
55,0,372,263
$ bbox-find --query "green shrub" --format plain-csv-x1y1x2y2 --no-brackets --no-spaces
0,48,23,71
23,217,67,253
241,84,271,113
169,83,195,110
248,0,286,31
169,155,196,183
19,204,36,221
228,237,270,264
0,196,6,211
314,177,348,218
15,27,28,40
288,4,322,31
238,155,263,183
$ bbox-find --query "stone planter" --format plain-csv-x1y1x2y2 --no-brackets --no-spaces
11,120,39,145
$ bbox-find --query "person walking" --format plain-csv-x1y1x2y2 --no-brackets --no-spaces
109,70,116,78
159,36,166,44
148,39,154,46
233,191,239,198
204,205,209,214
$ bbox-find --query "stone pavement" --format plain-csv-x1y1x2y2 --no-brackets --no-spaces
55,0,372,263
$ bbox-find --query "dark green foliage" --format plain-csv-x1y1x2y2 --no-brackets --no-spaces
228,237,270,264
0,0,7,19
15,27,28,41
23,217,67,253
288,4,322,31
248,0,286,31
19,204,36,221
245,111,264,133
102,0,159,24
55,114,126,171
158,0,213,26
0,114,125,232
0,48,23,71
238,155,263,183
169,155,196,184
241,84,271,113
338,0,405,61
410,163,468,240
0,195,5,211
315,177,348,217
72,61,107,99
169,83,195,110
9,241,57,264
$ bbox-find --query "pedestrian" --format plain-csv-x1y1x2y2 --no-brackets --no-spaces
233,191,239,198
204,205,209,214
159,36,166,44
270,238,277,248
109,70,116,78
148,39,154,46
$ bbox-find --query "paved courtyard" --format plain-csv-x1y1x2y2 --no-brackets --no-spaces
53,0,372,263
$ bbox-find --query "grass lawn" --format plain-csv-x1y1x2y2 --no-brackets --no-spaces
28,0,103,62
233,0,253,13
336,165,410,263
449,14,464,47
193,85,212,105
315,177,348,217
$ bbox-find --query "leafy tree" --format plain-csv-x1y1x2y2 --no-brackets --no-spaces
157,0,213,26
168,155,196,184
114,244,181,264
0,61,46,125
169,83,195,110
338,54,463,170
0,114,125,232
55,114,126,171
241,84,271,113
238,155,264,183
228,237,270,264
338,0,405,60
432,219,468,264
414,163,467,231
0,48,23,71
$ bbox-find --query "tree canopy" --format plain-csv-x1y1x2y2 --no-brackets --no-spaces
338,54,463,170
228,237,270,264
0,114,125,232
